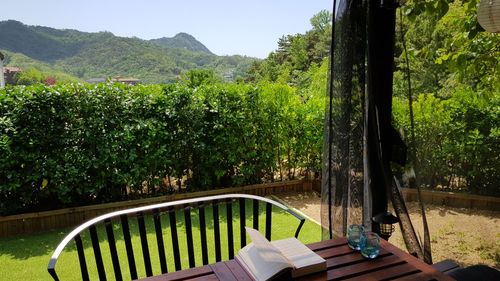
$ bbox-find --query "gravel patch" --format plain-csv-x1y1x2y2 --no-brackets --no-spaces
275,191,500,269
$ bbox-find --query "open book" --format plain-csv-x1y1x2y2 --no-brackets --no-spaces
235,227,327,281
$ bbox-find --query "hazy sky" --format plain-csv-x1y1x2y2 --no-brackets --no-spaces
1,0,333,58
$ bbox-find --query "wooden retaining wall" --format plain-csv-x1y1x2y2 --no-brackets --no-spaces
0,180,311,238
1,180,498,238
401,188,500,211
311,181,499,211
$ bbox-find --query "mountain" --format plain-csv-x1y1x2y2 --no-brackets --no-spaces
0,20,257,83
150,33,213,54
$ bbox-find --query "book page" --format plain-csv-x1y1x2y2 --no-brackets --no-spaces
271,237,326,278
236,227,292,281
245,227,276,251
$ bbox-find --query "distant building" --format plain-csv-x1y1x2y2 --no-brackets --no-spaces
111,76,140,85
3,66,22,85
86,76,140,85
223,70,235,82
86,77,106,84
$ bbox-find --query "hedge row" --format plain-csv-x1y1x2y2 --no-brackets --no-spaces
1,82,497,215
0,82,324,215
393,88,500,196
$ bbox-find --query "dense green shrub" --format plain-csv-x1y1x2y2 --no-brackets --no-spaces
1,77,497,215
0,82,324,215
393,88,500,196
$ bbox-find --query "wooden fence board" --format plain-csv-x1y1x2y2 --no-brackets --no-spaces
1,181,497,238
0,180,311,237
402,188,500,211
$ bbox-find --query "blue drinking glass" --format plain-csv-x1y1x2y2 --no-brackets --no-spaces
347,224,365,250
360,231,381,259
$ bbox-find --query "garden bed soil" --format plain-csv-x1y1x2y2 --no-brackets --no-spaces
275,191,500,269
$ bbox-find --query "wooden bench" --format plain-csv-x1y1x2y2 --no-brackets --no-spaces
47,194,305,281
432,259,461,274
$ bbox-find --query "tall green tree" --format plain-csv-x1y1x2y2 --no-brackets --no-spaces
247,10,332,87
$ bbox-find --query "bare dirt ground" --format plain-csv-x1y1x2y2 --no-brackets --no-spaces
275,191,500,269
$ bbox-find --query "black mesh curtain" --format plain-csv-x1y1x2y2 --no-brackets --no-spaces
321,0,431,263
320,0,368,239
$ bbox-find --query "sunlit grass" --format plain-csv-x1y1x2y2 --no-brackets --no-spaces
0,201,321,281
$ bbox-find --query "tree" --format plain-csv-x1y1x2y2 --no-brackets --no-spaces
180,69,220,88
15,67,44,85
246,10,331,86
310,9,332,32
44,76,56,86
393,0,499,195
400,0,499,93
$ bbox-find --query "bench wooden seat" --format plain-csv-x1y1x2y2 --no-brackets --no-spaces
432,259,461,274
47,194,305,281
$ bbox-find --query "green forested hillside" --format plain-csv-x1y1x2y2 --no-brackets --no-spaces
1,50,82,83
150,32,214,54
0,20,256,83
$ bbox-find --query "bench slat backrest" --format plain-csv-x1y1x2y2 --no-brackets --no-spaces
152,209,167,274
137,211,152,277
184,207,195,268
213,201,222,262
253,199,259,230
75,234,89,281
120,214,137,280
89,225,106,280
105,218,122,281
198,203,209,265
168,208,181,271
48,194,305,281
226,199,234,259
239,198,246,248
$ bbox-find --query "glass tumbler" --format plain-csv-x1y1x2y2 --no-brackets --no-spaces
347,224,365,250
360,231,381,259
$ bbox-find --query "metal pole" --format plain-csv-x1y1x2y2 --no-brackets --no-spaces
326,0,338,240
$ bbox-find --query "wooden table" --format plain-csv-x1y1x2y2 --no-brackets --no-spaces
138,238,455,281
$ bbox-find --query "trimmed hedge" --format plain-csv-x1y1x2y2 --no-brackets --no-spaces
0,82,324,215
393,88,500,196
1,82,497,215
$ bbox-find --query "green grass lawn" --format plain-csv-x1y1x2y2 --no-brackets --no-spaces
0,202,321,281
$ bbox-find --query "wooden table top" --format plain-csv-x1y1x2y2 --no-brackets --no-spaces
138,237,455,281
